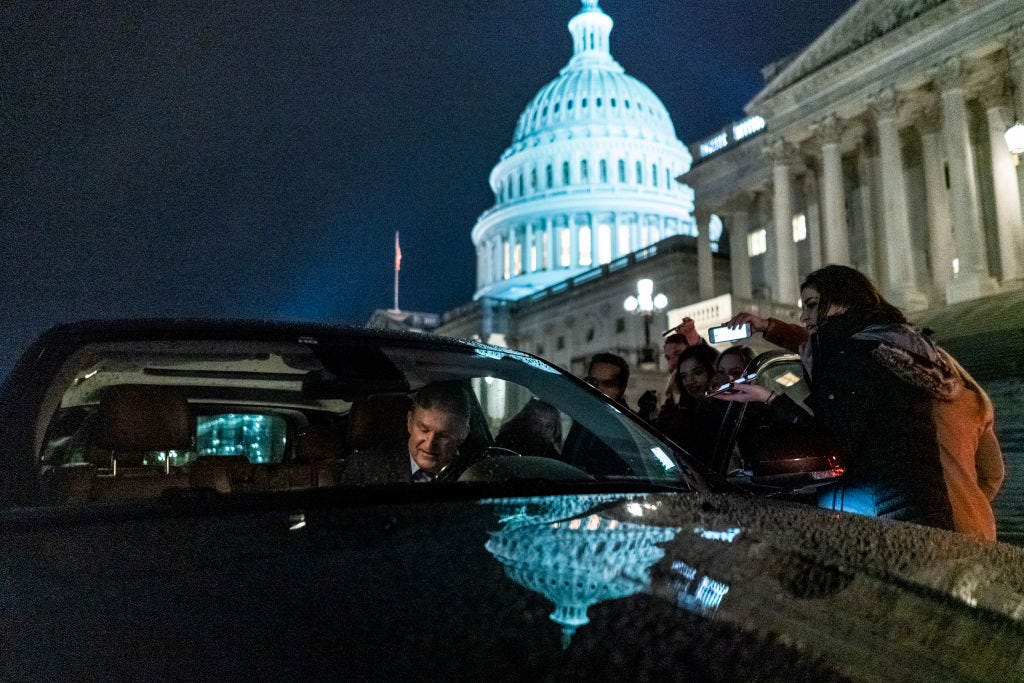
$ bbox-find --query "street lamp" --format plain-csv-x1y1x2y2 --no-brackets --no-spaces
1005,121,1024,155
623,278,667,370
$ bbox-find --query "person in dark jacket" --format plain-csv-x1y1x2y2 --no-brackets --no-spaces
718,265,954,530
655,343,723,465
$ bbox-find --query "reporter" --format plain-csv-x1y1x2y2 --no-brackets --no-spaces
716,265,957,530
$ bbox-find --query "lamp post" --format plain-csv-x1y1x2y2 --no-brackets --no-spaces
1005,121,1024,155
623,278,667,370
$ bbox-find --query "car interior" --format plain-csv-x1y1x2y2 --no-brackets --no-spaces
34,336,687,505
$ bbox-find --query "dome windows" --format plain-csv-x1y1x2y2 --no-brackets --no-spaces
545,164,553,189
624,100,630,109
652,164,658,187
554,102,560,113
599,159,608,183
610,97,617,107
635,161,643,184
582,97,588,108
580,159,589,182
618,159,626,183
567,99,573,110
562,161,570,185
596,97,602,107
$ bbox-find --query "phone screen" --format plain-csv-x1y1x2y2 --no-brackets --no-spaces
708,323,751,344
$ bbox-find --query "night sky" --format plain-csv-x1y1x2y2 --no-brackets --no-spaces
3,0,856,373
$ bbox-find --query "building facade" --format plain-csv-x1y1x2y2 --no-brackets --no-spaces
684,0,1024,312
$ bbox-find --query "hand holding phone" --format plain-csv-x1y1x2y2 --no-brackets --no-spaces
704,372,756,398
708,322,752,344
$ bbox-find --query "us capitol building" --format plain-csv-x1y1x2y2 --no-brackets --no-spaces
434,0,732,381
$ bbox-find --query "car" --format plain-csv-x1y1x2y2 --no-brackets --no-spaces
1,319,1023,680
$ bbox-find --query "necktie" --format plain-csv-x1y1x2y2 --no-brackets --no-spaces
411,469,435,483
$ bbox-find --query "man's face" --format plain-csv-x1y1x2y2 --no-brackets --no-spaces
587,361,626,402
406,406,469,474
664,341,686,373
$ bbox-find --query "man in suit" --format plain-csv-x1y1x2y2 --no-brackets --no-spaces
341,382,471,484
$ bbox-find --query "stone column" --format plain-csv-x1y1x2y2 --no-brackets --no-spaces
509,226,520,276
524,222,535,273
589,214,599,266
544,217,555,270
570,216,580,268
629,214,639,250
695,209,714,300
491,238,501,282
803,169,823,270
870,89,927,311
855,144,878,279
936,58,998,302
981,75,1024,284
918,102,954,299
815,114,851,265
727,199,753,301
1008,28,1024,215
767,139,800,305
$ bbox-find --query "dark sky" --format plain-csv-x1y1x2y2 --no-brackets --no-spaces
3,0,856,373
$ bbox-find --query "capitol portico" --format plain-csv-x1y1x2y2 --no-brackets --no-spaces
686,0,1024,314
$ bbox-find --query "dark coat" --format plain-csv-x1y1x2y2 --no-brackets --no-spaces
339,444,412,484
774,311,953,529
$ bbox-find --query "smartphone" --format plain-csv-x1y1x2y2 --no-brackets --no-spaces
708,322,751,344
704,373,756,398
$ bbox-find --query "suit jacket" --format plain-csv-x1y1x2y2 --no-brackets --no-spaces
340,444,412,485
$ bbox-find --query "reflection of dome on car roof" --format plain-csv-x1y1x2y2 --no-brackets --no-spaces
471,0,696,302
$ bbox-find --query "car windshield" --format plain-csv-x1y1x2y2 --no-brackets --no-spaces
35,331,704,506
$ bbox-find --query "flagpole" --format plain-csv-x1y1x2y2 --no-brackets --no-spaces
393,231,401,312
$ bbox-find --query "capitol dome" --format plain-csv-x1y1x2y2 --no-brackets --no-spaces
472,0,695,301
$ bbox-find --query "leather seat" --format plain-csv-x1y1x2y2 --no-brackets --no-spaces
86,384,193,501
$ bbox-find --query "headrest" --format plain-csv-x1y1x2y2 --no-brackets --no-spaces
346,393,412,451
295,423,345,463
93,385,192,453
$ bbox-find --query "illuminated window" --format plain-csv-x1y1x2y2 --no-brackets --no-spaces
545,164,553,188
529,242,537,271
618,159,626,182
597,224,612,264
579,226,592,266
562,161,570,185
600,159,607,183
617,224,630,256
196,414,287,464
558,227,571,267
792,213,807,242
513,243,522,275
636,161,643,184
503,241,510,279
732,115,765,141
540,231,548,269
699,132,728,158
748,229,767,256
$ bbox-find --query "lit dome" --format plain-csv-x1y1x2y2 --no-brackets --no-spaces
472,0,695,301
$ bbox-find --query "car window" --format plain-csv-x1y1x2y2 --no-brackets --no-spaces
28,335,701,506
